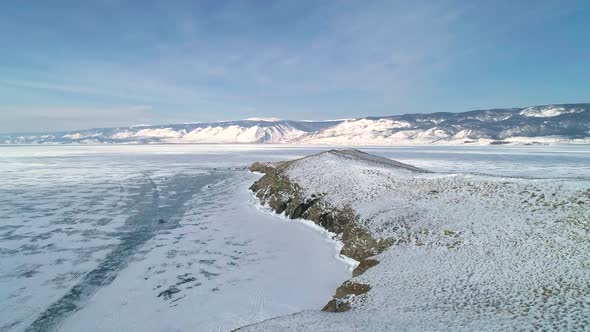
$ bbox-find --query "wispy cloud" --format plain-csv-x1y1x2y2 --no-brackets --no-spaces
6,1,462,105
1,0,588,131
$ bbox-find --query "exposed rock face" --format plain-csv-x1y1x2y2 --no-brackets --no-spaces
249,152,395,261
248,161,283,174
322,281,371,312
241,149,590,331
249,149,426,311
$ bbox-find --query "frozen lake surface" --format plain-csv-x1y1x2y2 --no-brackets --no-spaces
0,144,588,331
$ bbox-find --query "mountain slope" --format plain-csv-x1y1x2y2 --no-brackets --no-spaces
1,120,341,144
296,104,590,144
2,104,589,144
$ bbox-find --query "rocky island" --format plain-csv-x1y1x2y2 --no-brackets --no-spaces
243,149,590,331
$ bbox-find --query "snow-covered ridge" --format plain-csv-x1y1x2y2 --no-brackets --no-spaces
288,149,429,175
520,105,584,117
2,103,588,145
245,149,590,331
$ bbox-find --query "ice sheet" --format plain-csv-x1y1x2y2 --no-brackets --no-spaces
0,146,351,331
0,144,588,331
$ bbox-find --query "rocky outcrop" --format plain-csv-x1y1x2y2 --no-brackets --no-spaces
248,149,412,311
249,158,392,261
322,281,371,312
241,149,590,331
249,161,283,174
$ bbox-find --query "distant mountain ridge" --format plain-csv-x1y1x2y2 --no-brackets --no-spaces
2,103,589,145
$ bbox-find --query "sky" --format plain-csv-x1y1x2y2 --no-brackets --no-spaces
0,0,589,133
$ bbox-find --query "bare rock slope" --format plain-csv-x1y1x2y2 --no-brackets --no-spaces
245,149,590,331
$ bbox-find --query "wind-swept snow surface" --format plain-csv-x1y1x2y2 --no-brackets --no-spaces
243,149,590,331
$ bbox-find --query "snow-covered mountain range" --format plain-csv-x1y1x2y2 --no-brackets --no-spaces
2,104,589,145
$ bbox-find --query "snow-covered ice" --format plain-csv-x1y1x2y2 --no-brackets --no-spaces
0,144,589,331
0,145,351,332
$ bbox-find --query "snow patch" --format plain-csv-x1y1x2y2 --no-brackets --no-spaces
520,105,583,117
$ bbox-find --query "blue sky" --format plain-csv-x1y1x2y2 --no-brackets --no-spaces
1,0,589,133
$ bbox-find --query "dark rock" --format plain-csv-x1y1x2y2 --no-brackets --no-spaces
322,281,371,312
352,259,380,277
248,151,399,312
249,161,283,173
